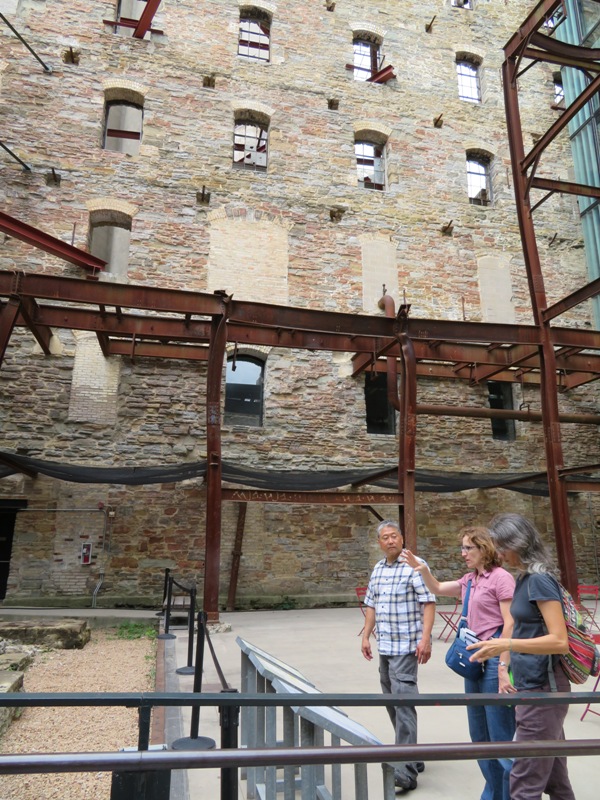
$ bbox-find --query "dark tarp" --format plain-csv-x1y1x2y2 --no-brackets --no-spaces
1,449,596,496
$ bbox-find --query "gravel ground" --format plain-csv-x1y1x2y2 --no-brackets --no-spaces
0,629,156,800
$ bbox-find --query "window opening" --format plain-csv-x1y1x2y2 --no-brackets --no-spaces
233,121,268,170
456,60,481,103
225,356,264,427
355,141,385,190
0,501,26,600
238,10,270,61
553,71,565,108
466,154,491,205
353,38,382,81
365,373,395,435
103,102,143,155
487,381,515,441
113,0,148,36
89,220,132,280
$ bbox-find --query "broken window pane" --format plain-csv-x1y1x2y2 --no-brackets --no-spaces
356,141,385,190
238,15,270,61
466,156,491,205
233,122,269,170
353,39,381,81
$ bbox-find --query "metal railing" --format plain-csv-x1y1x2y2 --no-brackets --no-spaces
1,692,599,792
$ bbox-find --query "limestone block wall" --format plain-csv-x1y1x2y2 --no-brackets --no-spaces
0,1,599,606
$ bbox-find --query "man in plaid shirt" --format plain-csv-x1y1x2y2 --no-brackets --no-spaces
361,520,436,792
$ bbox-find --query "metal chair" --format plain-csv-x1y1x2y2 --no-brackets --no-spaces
580,633,600,721
577,584,600,633
437,598,461,642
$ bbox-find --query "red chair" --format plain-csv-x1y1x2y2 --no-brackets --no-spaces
437,598,461,642
580,633,600,721
577,584,600,633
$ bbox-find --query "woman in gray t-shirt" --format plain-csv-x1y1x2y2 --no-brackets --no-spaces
468,513,574,800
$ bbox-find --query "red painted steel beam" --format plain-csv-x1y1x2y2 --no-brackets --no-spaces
522,44,600,72
522,71,600,175
222,489,405,505
529,31,600,66
398,310,416,551
504,1,562,60
133,0,162,39
504,25,578,594
0,297,20,367
18,297,52,354
416,404,600,425
0,212,106,273
106,340,209,361
531,177,600,200
543,276,600,321
204,311,228,622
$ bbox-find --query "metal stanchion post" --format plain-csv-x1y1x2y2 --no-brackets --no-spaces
219,688,240,800
176,583,196,675
171,611,216,750
158,576,176,641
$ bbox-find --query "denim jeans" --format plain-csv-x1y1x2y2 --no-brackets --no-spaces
465,656,516,800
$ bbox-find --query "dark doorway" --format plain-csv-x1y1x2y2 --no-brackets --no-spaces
0,500,26,600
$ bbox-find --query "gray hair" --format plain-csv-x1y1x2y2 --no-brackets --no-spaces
488,513,558,576
377,520,403,538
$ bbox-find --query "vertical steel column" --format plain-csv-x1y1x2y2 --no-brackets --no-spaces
204,308,228,621
379,294,404,532
226,501,247,611
397,306,417,552
502,48,578,593
0,296,20,367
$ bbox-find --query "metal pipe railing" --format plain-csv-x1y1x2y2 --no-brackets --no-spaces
1,690,598,710
0,738,600,776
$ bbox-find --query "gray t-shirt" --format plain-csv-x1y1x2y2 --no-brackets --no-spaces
511,572,562,690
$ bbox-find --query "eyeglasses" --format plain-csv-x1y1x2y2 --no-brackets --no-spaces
460,545,477,552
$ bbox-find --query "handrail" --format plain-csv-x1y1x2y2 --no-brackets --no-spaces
1,690,598,709
0,739,600,775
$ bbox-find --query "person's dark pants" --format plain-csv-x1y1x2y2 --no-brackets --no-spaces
510,666,575,800
379,653,419,782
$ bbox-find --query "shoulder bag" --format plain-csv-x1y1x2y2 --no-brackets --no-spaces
444,579,484,680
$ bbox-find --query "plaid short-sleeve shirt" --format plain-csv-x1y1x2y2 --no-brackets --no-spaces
364,557,436,656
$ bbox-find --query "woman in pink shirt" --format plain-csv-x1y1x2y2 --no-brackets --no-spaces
403,526,515,800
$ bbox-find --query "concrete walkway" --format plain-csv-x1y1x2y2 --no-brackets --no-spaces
164,607,600,800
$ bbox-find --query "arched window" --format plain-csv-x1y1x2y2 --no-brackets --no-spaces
355,139,386,190
89,209,132,281
233,112,269,171
225,355,265,426
103,101,143,154
352,33,383,81
456,58,481,103
466,151,492,205
238,7,271,61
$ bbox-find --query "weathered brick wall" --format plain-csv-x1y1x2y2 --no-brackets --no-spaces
0,1,599,607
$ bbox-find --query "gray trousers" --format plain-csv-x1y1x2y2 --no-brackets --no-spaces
379,653,419,780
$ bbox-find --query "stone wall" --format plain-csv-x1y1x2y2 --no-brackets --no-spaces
1,1,599,607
